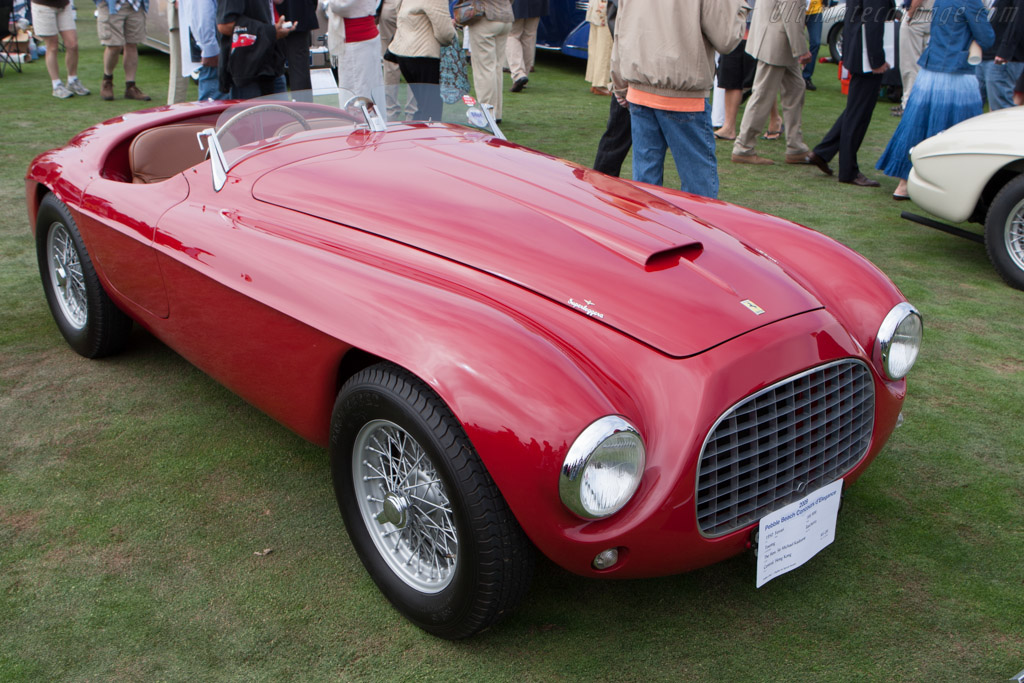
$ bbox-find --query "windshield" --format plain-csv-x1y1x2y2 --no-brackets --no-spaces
211,85,505,173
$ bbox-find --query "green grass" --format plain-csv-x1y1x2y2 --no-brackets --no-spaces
2,17,1023,681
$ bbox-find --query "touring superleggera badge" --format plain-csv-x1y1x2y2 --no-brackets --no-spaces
568,298,605,319
740,299,766,315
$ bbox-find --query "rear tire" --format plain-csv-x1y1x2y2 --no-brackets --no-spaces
984,174,1024,291
35,193,133,358
329,362,534,639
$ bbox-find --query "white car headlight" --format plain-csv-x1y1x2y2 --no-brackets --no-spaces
874,302,923,380
560,416,645,519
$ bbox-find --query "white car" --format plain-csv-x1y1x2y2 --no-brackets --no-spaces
907,107,1024,291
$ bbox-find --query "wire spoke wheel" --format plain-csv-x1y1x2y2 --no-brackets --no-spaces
353,419,458,593
985,175,1024,291
46,222,88,330
331,363,534,639
1004,197,1024,273
35,193,132,358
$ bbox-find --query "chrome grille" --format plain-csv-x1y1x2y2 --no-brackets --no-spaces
695,360,875,537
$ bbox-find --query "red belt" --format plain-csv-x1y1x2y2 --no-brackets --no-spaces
344,15,379,42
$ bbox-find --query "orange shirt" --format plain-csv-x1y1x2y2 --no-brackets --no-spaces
626,87,705,112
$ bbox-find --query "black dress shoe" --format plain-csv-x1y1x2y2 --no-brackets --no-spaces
804,78,817,91
807,151,833,176
839,172,881,187
511,77,528,93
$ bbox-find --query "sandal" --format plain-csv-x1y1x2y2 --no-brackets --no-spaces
761,128,782,140
714,131,736,141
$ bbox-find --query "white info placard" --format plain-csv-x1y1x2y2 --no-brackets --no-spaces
756,479,843,588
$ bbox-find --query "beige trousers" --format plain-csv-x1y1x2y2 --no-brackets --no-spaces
734,60,809,157
899,10,932,108
506,17,540,82
468,18,511,120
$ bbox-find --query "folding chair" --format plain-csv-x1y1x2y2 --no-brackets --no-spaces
0,0,24,77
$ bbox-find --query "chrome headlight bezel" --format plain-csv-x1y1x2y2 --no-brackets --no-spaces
559,416,646,520
874,302,923,380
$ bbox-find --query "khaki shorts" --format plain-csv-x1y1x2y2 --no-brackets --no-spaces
97,3,147,46
29,2,76,37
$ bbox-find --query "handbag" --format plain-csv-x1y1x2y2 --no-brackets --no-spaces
452,0,483,25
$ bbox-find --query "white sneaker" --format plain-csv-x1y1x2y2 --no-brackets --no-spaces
53,83,74,99
67,80,91,96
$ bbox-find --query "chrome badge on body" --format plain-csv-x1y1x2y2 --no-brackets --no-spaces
568,298,605,319
741,299,766,315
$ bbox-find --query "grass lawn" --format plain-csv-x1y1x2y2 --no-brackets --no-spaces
1,15,1022,681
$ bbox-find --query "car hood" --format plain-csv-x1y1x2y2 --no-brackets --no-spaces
912,107,1024,159
252,134,823,357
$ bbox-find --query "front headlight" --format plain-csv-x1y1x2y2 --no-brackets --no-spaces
560,416,645,519
874,302,923,380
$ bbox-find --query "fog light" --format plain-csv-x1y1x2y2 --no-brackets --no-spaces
592,548,619,570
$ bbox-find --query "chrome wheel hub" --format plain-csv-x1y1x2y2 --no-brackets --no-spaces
353,420,458,593
1006,198,1024,273
46,222,87,330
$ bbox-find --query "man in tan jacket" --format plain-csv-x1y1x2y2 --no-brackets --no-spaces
732,0,813,166
610,0,746,198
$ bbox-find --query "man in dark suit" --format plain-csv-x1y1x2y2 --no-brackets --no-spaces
807,0,894,187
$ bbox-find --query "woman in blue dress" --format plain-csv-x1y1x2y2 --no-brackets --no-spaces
877,0,995,199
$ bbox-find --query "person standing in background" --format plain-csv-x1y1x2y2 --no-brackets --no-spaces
323,0,386,105
278,0,319,96
877,0,994,198
378,0,414,118
506,0,547,92
585,0,611,94
592,0,628,175
803,0,823,90
611,0,746,198
464,0,513,121
895,0,933,115
95,0,151,100
732,0,812,166
30,0,89,98
808,0,893,187
386,0,454,120
185,0,227,100
976,0,1024,111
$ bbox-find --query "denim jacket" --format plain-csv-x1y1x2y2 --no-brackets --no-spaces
918,0,995,74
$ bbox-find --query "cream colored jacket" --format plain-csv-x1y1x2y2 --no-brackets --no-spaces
610,0,746,100
389,0,456,59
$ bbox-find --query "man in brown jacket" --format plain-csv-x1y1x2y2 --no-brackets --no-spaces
732,0,812,166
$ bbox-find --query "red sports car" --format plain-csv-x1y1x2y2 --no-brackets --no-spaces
26,90,922,639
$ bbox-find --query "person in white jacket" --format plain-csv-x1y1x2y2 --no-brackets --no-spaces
323,0,386,112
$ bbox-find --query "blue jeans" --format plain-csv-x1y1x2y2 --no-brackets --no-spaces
630,101,718,198
196,65,227,101
976,60,1024,111
803,12,822,80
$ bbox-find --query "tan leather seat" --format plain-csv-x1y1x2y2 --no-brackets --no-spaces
129,123,210,184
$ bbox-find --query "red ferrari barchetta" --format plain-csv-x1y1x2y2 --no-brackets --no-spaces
25,90,922,638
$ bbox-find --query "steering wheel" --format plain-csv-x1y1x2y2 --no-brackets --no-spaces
215,103,312,142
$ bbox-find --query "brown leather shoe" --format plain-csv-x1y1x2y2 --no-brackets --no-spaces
731,153,775,165
807,151,833,176
125,84,151,101
839,172,881,187
785,153,812,165
100,77,114,101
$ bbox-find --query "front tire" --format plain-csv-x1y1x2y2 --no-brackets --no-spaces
35,193,133,358
984,174,1024,291
329,363,534,639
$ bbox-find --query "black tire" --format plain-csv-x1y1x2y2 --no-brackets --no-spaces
35,193,133,358
828,23,844,63
329,362,535,639
984,174,1024,291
